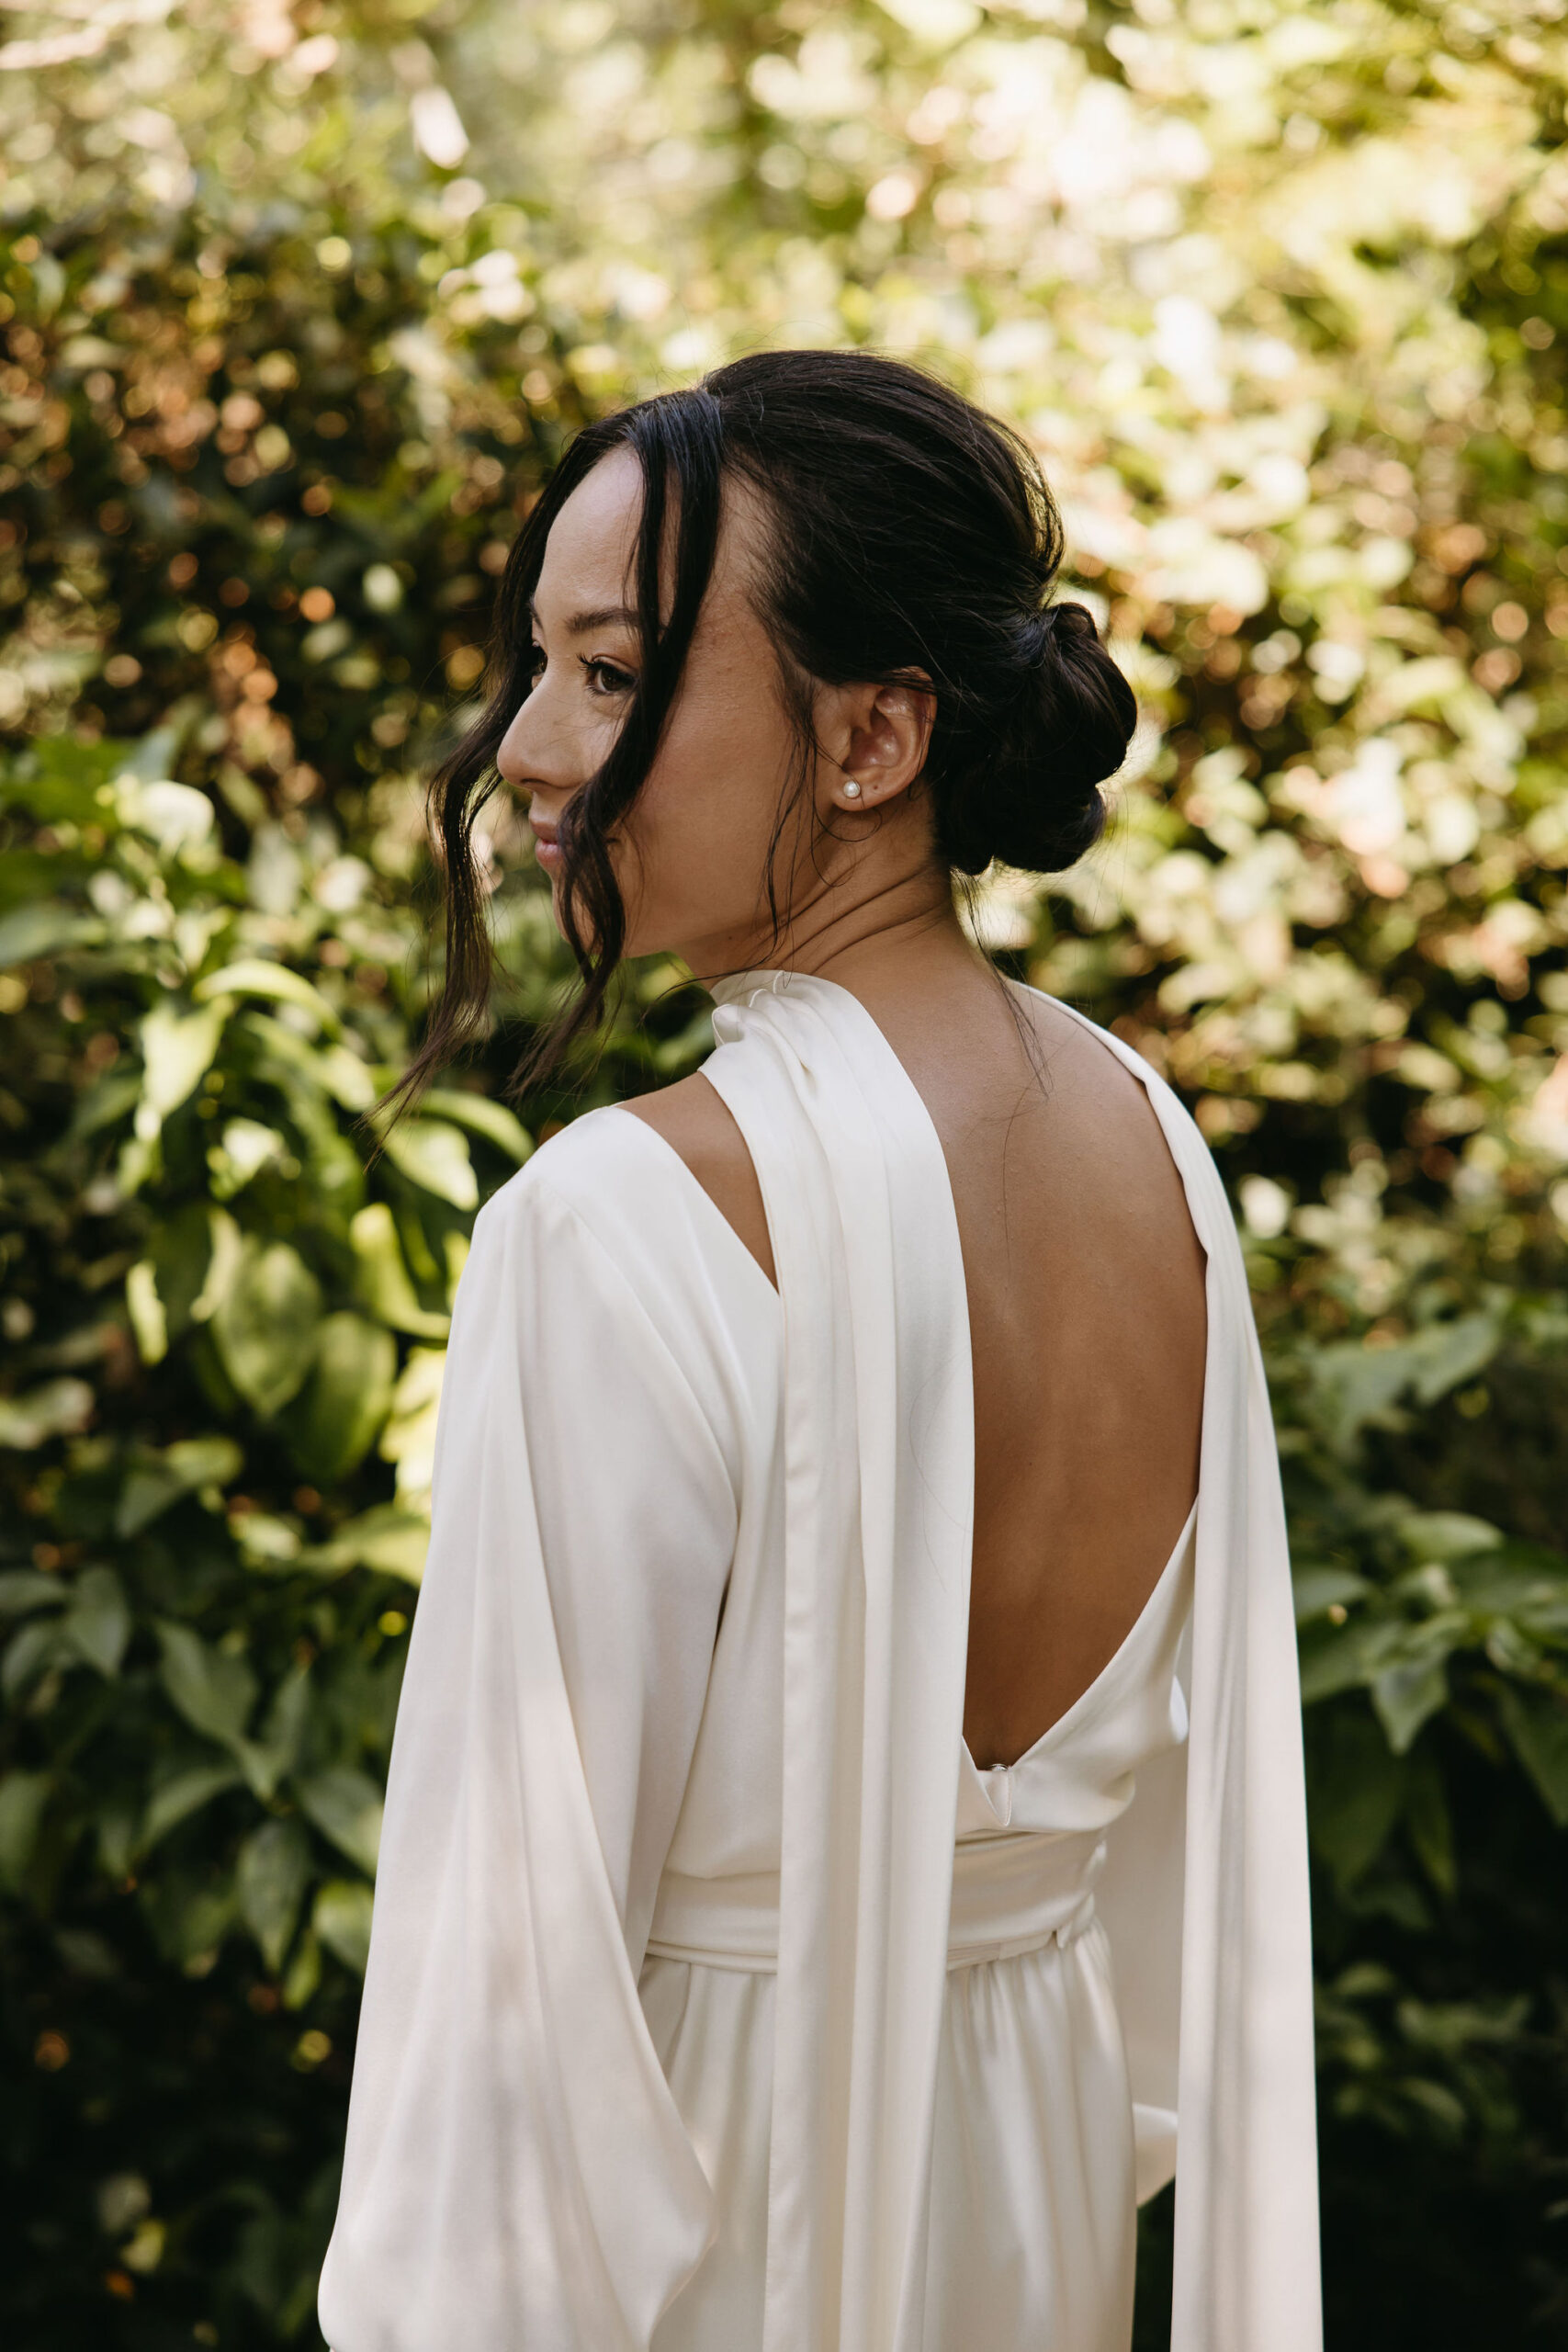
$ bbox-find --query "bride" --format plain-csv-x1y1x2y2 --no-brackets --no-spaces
319,349,1320,2352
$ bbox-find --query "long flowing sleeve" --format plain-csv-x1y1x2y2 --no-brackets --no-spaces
1084,1025,1322,2350
318,1118,744,2352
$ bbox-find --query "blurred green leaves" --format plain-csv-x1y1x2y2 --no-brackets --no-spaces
1,0,1567,2340
284,1316,398,1487
212,1244,323,1419
0,1770,51,1893
1495,1684,1568,1830
378,1118,478,1210
156,1622,261,1755
0,1376,95,1448
239,1820,312,1975
313,1880,375,1977
350,1204,453,1340
140,999,228,1128
294,1771,383,1881
3,1566,130,1702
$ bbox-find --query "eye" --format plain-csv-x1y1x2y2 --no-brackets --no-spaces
525,640,546,683
581,656,636,698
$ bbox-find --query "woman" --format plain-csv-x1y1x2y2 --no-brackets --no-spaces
319,351,1320,2352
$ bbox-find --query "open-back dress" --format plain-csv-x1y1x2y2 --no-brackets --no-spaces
319,972,1321,2352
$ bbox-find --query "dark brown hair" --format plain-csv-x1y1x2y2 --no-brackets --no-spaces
409,348,1136,1098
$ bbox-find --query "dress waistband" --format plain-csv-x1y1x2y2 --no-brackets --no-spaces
645,1828,1106,1975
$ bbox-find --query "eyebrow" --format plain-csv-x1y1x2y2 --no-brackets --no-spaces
528,598,639,637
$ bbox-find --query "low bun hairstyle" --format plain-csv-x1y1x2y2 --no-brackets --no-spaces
940,598,1136,878
415,348,1136,1095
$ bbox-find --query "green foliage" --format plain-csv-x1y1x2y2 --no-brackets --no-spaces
3,0,1568,2345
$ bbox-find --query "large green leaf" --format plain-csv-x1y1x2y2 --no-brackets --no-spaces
1292,1565,1373,1625
0,905,104,966
139,1871,238,1971
141,1761,244,1854
119,775,216,851
315,1042,378,1112
60,1566,131,1679
116,1435,245,1537
65,1070,141,1143
1307,1704,1407,1892
194,958,343,1036
0,1770,51,1893
295,1768,384,1878
145,1201,230,1343
378,1345,446,1505
207,1117,287,1201
1404,1746,1457,1901
1298,1613,1390,1707
1305,1314,1504,1452
349,1203,450,1338
237,1819,312,1973
1396,1512,1506,1565
125,1261,167,1367
301,1504,430,1586
167,1434,249,1488
420,1088,534,1164
0,1572,69,1618
313,1878,375,1976
1,1619,63,1705
188,1206,246,1325
0,1379,95,1449
0,1568,128,1690
204,1663,317,1805
281,1312,397,1484
1497,1684,1568,1829
139,998,227,1123
211,1241,322,1419
1371,1655,1450,1757
155,1622,258,1751
380,1117,479,1209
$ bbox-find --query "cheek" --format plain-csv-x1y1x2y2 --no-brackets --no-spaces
621,684,793,927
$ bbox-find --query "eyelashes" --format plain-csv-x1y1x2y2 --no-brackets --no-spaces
524,642,636,700
581,657,636,697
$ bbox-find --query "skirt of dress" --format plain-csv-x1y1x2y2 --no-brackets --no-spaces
641,1915,1138,2352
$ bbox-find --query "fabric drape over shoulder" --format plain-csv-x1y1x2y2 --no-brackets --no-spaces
319,970,1320,2352
1038,990,1322,2347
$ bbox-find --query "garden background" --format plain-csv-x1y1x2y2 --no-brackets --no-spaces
3,0,1568,2344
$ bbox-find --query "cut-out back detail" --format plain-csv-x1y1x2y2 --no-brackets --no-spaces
610,969,1206,1765
962,1497,1196,1787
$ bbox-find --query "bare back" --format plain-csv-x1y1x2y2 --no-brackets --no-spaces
626,967,1206,1772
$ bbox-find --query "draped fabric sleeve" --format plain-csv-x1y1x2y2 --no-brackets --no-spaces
318,1121,743,2352
703,978,974,2352
1044,999,1323,2352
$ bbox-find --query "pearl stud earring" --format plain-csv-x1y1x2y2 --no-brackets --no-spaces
842,780,863,799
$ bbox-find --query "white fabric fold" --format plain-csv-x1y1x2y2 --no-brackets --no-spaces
1044,992,1322,2346
704,974,975,2352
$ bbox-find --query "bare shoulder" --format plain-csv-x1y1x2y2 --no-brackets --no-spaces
1017,987,1165,1127
1010,986,1200,1236
620,1074,777,1287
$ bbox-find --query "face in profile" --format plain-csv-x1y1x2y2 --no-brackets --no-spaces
408,354,1133,1102
494,446,936,979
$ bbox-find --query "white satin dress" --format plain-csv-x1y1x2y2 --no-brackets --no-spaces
641,1498,1196,2352
320,974,1321,2352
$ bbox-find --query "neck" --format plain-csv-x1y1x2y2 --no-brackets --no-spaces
686,855,986,1001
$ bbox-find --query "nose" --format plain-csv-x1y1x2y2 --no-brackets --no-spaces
495,674,580,802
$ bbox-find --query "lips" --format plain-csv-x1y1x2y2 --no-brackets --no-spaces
529,820,562,873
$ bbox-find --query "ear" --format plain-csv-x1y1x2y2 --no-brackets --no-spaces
817,678,935,816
